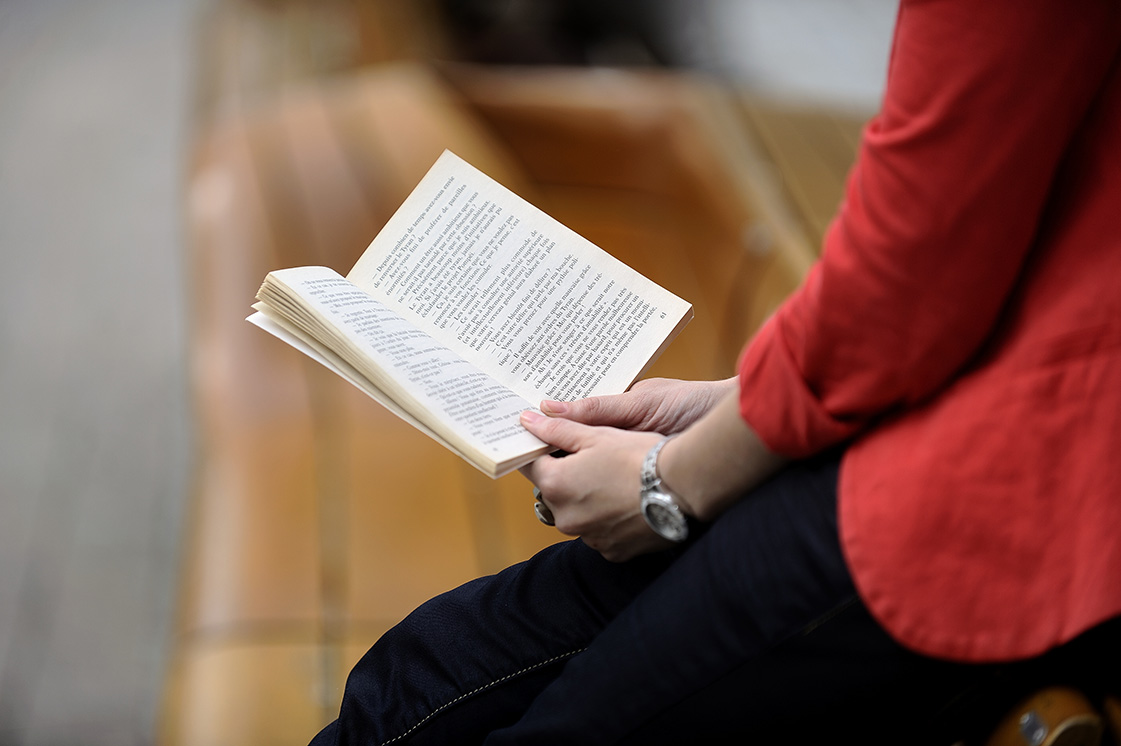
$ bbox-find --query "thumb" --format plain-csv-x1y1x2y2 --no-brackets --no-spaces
520,409,595,453
541,393,642,429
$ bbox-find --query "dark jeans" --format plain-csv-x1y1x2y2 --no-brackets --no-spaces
310,452,1120,745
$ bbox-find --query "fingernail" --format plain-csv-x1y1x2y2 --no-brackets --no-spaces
521,409,544,425
540,400,568,415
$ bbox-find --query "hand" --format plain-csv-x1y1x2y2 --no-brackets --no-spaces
540,377,737,435
519,410,672,562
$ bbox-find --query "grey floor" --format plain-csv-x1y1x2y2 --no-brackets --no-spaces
0,1,201,743
0,1,892,744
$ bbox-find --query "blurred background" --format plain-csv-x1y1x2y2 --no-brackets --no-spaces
0,1,893,744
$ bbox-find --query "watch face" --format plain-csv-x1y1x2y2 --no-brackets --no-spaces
643,497,689,542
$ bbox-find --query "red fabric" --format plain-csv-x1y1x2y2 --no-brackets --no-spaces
737,0,1121,662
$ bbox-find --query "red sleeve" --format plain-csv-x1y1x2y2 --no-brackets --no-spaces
738,0,1121,458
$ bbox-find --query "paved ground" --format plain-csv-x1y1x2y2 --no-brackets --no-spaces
0,1,200,743
0,1,891,743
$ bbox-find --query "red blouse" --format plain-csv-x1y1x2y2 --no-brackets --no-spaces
737,0,1121,662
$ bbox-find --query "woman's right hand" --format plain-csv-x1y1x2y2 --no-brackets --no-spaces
539,376,738,435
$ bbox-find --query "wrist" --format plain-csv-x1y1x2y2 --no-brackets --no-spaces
639,436,696,543
654,434,697,518
656,392,786,523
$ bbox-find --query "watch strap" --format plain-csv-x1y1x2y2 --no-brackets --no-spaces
640,436,673,491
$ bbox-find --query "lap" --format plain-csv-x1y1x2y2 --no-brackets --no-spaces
316,535,681,745
317,450,1098,745
486,450,873,744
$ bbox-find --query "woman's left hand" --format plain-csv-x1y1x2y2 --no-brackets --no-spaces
519,410,673,562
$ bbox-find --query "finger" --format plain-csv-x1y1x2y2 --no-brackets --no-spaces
541,393,643,428
519,457,543,487
520,409,597,453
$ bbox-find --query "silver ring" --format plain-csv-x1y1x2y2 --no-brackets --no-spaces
532,488,555,526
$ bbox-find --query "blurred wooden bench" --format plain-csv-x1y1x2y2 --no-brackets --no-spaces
158,3,868,744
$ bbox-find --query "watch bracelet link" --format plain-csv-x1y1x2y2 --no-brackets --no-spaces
640,435,675,491
640,435,695,543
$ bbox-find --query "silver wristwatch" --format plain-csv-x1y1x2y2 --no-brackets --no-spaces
639,436,691,543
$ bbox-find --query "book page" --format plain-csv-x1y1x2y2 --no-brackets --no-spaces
248,309,506,471
260,266,550,475
247,310,438,437
347,151,693,405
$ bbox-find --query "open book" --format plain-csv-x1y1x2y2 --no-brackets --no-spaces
248,151,693,477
